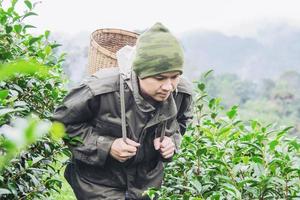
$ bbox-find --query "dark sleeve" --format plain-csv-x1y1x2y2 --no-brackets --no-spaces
161,93,193,164
171,93,193,152
51,84,116,166
177,93,193,135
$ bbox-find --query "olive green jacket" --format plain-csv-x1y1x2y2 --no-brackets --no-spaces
52,68,193,199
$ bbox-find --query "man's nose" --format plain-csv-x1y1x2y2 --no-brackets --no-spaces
161,79,173,91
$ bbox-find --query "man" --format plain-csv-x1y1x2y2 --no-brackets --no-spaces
52,22,193,200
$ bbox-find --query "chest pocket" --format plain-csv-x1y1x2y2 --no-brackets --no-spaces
93,119,122,138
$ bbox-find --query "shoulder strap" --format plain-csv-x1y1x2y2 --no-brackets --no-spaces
120,75,127,143
160,121,166,142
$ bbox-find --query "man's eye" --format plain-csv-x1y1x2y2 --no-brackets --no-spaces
155,77,164,80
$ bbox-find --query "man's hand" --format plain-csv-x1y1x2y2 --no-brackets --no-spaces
110,138,140,162
153,136,175,159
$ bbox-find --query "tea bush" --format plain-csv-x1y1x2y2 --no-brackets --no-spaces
148,72,300,200
0,0,69,199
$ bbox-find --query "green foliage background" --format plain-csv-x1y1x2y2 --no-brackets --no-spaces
0,0,71,199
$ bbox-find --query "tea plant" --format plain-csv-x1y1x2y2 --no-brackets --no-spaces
0,0,69,199
148,71,300,200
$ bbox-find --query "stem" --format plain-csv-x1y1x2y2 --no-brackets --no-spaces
285,177,288,200
196,156,201,175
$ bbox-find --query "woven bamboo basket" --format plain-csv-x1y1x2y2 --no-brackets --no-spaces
87,28,139,75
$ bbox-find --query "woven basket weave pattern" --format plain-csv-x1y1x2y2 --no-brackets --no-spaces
88,29,139,74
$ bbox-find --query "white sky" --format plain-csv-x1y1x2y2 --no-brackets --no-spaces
22,0,300,37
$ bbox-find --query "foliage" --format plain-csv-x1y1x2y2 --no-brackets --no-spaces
49,161,76,200
0,0,69,199
2,0,300,199
148,72,300,200
204,71,300,136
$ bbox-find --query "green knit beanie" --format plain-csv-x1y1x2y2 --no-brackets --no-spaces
132,22,184,79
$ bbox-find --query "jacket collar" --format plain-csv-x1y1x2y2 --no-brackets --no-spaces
125,71,178,123
126,71,156,112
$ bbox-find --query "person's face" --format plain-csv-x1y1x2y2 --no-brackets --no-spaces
138,71,181,102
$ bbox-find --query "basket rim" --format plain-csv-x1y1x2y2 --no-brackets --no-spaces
90,28,139,59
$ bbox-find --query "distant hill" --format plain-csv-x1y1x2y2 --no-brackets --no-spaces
50,23,300,83
180,23,300,80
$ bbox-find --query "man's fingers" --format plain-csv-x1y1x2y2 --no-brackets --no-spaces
121,138,139,153
119,151,136,158
160,136,166,147
160,137,173,148
116,152,135,162
125,144,138,153
159,137,175,158
160,140,175,151
125,138,140,147
153,138,161,150
162,152,174,159
161,147,175,157
160,144,175,153
160,137,175,151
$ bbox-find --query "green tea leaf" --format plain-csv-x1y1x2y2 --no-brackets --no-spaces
190,179,202,193
50,43,62,49
208,98,215,109
0,108,24,116
24,0,32,9
0,90,9,100
251,156,263,164
204,69,213,78
44,45,52,55
0,60,49,81
0,188,11,195
50,122,65,141
269,140,279,151
23,24,36,30
226,106,238,119
29,36,41,46
207,159,227,167
13,24,22,34
45,30,50,39
5,25,12,33
197,83,205,91
11,0,18,8
22,11,38,19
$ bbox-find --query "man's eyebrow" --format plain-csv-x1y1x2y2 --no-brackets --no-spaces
155,73,180,78
154,75,166,78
